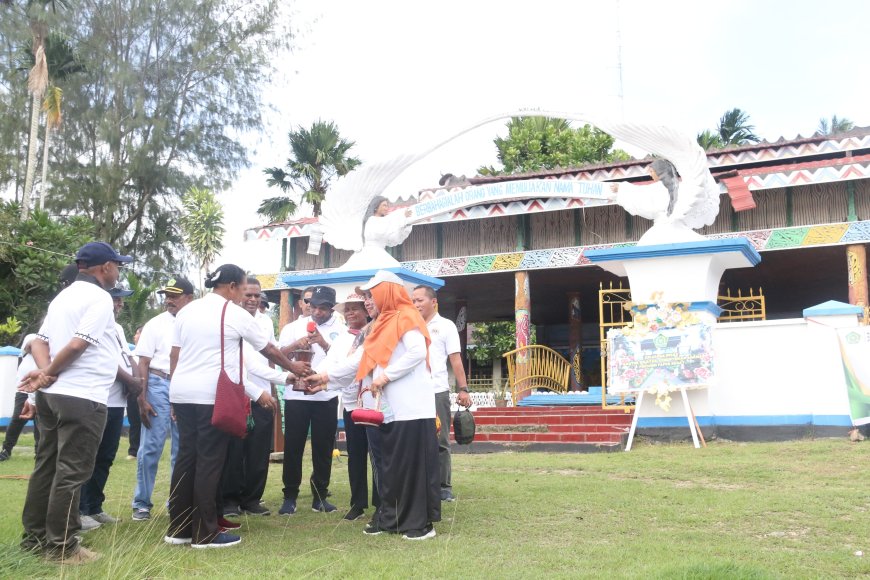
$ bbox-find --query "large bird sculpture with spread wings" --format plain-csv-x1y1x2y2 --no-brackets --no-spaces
318,110,720,271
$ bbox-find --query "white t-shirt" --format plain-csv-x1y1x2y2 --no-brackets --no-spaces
318,330,363,410
37,279,118,405
133,311,176,374
426,313,462,394
170,293,270,405
378,328,435,422
107,323,133,408
278,314,345,402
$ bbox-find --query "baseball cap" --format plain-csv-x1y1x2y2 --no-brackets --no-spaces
333,292,367,315
75,242,133,268
308,286,337,307
358,270,404,291
157,277,195,295
109,285,134,298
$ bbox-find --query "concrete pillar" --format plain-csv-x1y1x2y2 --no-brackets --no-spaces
846,244,868,309
279,289,293,331
568,292,583,391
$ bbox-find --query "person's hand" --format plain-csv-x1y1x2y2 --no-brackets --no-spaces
303,373,327,394
139,396,157,429
289,361,312,377
170,404,176,422
256,391,277,412
19,400,35,420
17,369,56,393
370,374,389,395
127,376,145,399
457,389,472,408
307,328,327,350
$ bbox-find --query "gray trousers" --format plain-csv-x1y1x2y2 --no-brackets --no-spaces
435,390,452,492
21,392,107,557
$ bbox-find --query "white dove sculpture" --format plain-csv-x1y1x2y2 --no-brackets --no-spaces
318,110,720,271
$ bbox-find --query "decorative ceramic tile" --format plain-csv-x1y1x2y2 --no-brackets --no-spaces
548,248,583,268
464,255,496,274
439,258,468,276
802,224,850,246
519,250,553,270
841,221,870,243
491,253,524,270
412,259,443,277
765,227,809,249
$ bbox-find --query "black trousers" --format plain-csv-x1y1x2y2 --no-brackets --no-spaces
126,392,141,456
79,406,125,515
21,392,107,557
343,409,380,510
3,391,40,454
168,403,229,545
221,403,274,509
376,419,441,534
281,398,337,502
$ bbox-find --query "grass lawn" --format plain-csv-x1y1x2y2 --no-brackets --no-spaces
0,434,868,579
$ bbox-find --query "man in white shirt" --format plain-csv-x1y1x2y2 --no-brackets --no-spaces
277,285,346,515
412,285,472,503
221,277,291,517
18,241,132,564
130,277,194,521
80,286,141,530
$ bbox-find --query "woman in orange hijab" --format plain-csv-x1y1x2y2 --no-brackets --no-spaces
355,270,440,540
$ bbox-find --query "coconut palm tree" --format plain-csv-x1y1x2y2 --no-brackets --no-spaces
818,115,854,136
260,120,361,221
696,129,723,151
716,108,760,146
8,0,70,219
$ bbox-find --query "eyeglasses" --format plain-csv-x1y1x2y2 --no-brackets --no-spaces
302,298,311,304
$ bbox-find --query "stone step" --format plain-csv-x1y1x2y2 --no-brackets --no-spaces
473,414,632,426
473,431,627,444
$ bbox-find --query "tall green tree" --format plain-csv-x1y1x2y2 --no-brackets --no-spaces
0,0,292,273
696,129,723,151
0,200,94,343
477,117,631,176
180,186,224,289
818,115,854,136
260,120,362,221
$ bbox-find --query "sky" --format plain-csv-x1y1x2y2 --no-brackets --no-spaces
217,0,870,274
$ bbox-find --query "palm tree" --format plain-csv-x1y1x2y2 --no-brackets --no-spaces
180,186,225,291
9,0,70,219
716,108,760,146
260,120,361,221
818,115,854,136
36,33,84,211
696,129,723,151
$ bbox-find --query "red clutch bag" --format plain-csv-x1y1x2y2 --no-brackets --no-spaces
350,387,384,427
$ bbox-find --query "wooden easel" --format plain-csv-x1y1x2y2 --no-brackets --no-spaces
625,386,707,451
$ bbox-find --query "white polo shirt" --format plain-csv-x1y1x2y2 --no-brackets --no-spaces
170,293,270,405
133,311,176,374
318,330,363,409
107,323,133,408
378,328,435,422
36,279,119,405
278,313,345,402
426,313,461,394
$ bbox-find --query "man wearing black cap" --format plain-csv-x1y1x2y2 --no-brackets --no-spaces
130,276,194,522
18,241,133,564
277,285,346,514
80,286,141,530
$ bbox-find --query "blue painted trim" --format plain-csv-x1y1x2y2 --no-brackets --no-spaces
637,414,853,428
585,238,761,266
803,300,863,318
0,346,21,356
687,301,724,317
281,267,444,290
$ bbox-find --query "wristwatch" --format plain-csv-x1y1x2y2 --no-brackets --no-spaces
457,386,468,393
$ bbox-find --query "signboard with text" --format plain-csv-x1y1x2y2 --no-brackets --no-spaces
608,324,714,393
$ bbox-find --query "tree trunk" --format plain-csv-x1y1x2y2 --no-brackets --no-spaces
38,124,52,211
21,91,42,220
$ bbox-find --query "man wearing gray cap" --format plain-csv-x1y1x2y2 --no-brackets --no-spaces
18,241,133,564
